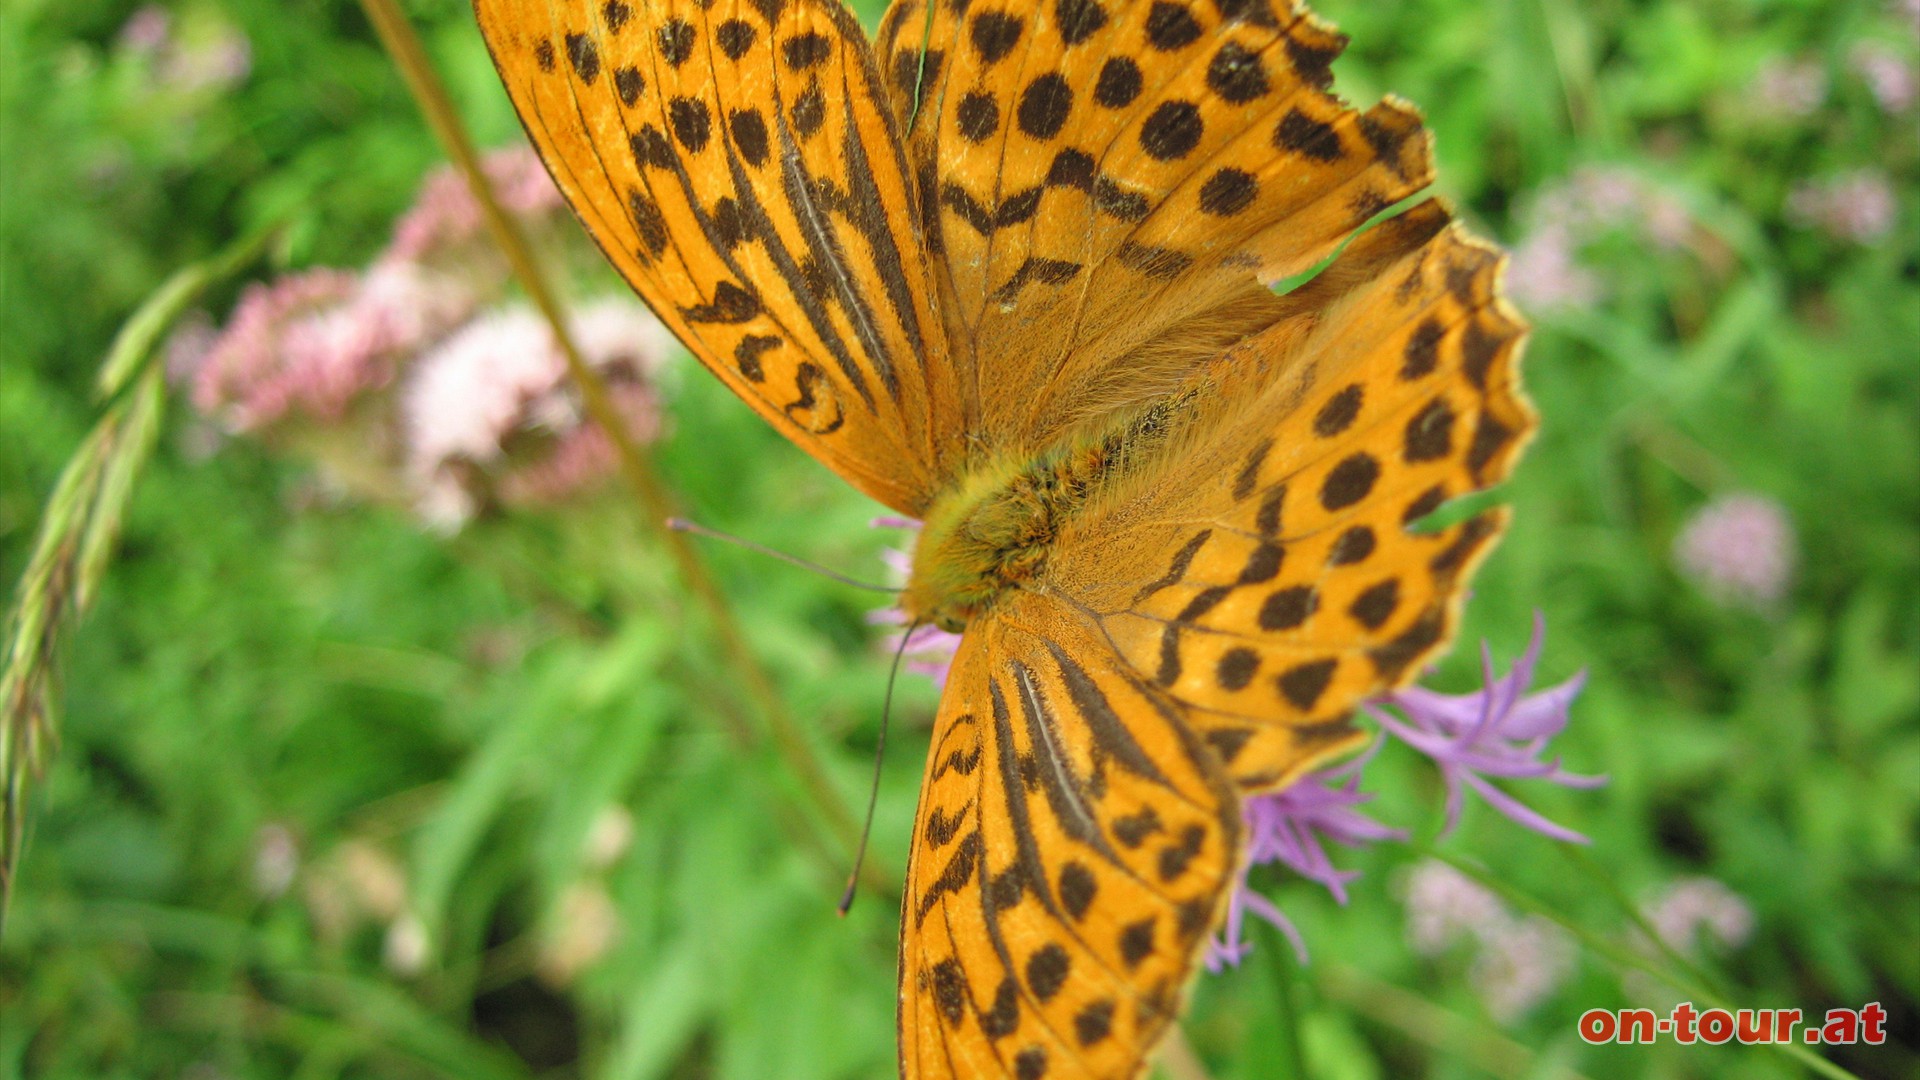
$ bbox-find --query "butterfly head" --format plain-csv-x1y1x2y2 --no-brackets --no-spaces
897,455,1065,635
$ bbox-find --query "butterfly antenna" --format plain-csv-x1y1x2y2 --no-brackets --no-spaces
667,517,900,593
839,619,918,916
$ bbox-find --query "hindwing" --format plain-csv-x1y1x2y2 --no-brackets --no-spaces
898,604,1239,1079
1050,201,1534,791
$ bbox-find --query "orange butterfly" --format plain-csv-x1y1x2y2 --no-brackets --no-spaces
472,0,1532,1074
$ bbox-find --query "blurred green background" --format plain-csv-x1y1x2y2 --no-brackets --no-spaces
2,0,1915,1077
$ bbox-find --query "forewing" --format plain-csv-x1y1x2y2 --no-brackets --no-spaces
874,0,1433,451
1050,202,1534,791
475,0,955,512
899,603,1239,1079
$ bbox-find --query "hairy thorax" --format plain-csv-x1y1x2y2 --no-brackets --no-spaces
900,396,1194,633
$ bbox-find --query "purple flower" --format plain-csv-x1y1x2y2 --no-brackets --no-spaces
1246,746,1407,905
1673,493,1797,608
1368,614,1602,844
1207,877,1308,970
1205,746,1406,970
868,518,964,686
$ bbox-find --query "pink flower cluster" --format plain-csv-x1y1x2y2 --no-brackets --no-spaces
1400,860,1578,1022
1642,876,1755,955
387,150,567,266
1850,41,1917,113
190,262,474,432
404,298,672,529
1749,57,1830,119
1505,166,1693,314
1786,170,1900,244
1673,493,1797,608
180,145,673,527
117,5,251,95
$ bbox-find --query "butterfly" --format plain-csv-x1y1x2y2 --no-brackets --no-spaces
472,0,1532,1074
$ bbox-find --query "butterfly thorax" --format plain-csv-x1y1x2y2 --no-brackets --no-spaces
902,397,1195,633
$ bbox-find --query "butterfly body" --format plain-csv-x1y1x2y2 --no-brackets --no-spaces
906,389,1198,633
474,0,1534,1074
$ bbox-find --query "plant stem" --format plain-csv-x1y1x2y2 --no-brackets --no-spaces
2,224,281,929
354,0,876,883
1317,963,1592,1080
1262,918,1312,1079
1558,844,1728,1001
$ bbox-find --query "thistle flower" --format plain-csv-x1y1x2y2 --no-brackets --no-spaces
1207,876,1309,969
1205,748,1405,970
869,517,965,686
1673,493,1797,608
1368,614,1602,844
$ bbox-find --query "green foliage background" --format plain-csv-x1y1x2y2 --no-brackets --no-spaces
2,0,1915,1077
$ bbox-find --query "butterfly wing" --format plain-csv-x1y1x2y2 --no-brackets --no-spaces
1050,199,1533,792
474,0,958,512
874,0,1433,453
898,199,1530,1079
898,600,1240,1079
